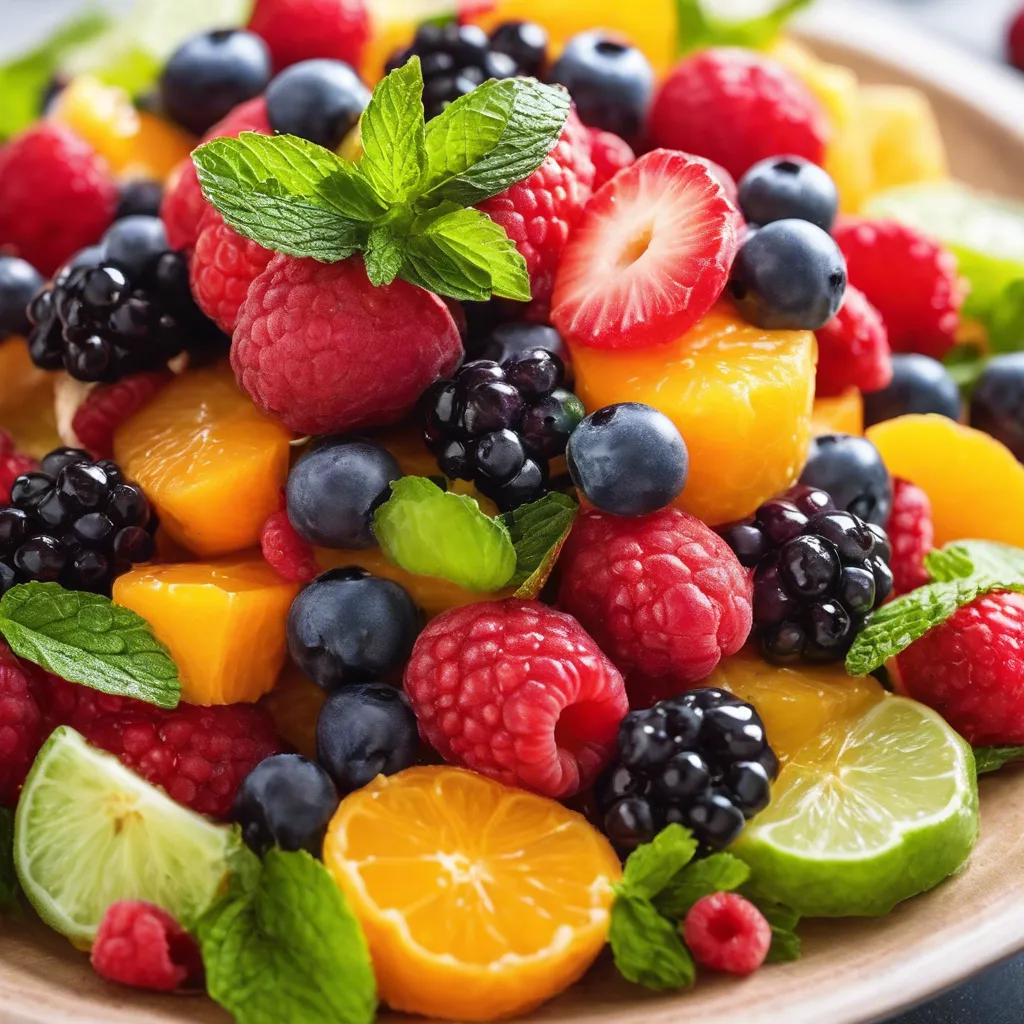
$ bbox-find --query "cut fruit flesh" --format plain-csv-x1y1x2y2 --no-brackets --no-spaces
812,387,864,436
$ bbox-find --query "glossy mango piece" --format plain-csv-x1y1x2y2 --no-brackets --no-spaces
123,112,197,182
812,388,864,436
113,364,294,557
113,556,299,706
0,338,60,457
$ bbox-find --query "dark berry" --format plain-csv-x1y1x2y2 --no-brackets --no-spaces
737,156,839,232
461,380,524,435
761,620,807,663
718,524,767,568
315,682,420,795
10,473,53,511
799,433,892,526
159,29,271,135
835,565,876,615
488,458,546,512
502,349,563,399
13,535,66,581
807,510,875,562
687,792,746,847
488,21,548,77
863,353,962,427
474,430,527,485
870,555,895,605
752,562,799,625
806,599,852,653
566,402,688,517
286,436,401,550
115,179,164,221
547,32,653,145
0,509,29,553
730,219,847,331
969,352,1024,461
604,797,657,848
113,526,155,564
57,462,110,512
233,754,339,856
777,535,840,598
266,58,371,151
472,322,570,368
754,499,807,545
102,216,169,278
0,256,44,338
519,389,585,460
785,484,834,517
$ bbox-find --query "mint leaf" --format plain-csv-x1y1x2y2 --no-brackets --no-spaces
198,848,376,1024
364,225,405,286
974,746,1024,774
943,345,989,399
0,583,179,709
743,894,802,963
982,278,1024,354
675,0,813,56
373,477,516,593
501,492,579,597
620,824,698,901
403,231,493,302
0,807,17,913
927,540,1024,581
358,56,426,203
654,853,751,921
610,894,696,991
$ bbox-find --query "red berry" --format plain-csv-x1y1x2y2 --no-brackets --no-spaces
647,48,829,181
0,642,44,807
190,207,275,334
261,495,319,583
249,0,370,73
896,591,1024,746
551,149,742,351
558,507,753,707
683,892,772,975
886,478,934,596
233,254,463,435
815,284,893,398
833,218,965,361
1008,8,1024,72
588,127,635,190
477,109,595,314
0,123,117,276
695,156,740,210
0,429,37,503
404,599,628,800
71,372,173,460
91,901,203,992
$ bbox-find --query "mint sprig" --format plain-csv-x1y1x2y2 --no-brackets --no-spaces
974,746,1024,775
610,894,696,991
654,852,751,920
0,583,180,709
747,894,802,963
675,0,813,57
0,807,17,914
193,58,570,302
500,492,579,598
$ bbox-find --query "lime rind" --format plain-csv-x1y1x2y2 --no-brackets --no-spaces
15,727,236,945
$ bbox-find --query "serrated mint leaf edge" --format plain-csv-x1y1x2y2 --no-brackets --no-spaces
501,493,578,591
653,853,751,921
618,824,698,902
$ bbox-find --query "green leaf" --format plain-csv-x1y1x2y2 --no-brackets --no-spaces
620,824,698,901
981,278,1024,354
743,894,802,963
364,225,405,286
654,853,751,921
403,232,494,302
198,849,377,1024
500,493,579,597
928,540,1024,581
974,746,1024,774
373,477,517,593
0,583,180,709
358,57,427,203
0,807,17,914
675,0,813,57
943,345,989,400
609,894,696,992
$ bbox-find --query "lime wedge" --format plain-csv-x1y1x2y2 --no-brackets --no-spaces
865,181,1024,316
732,696,978,917
15,727,237,945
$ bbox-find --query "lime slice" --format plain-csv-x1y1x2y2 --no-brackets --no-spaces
15,727,237,945
732,696,978,917
864,181,1024,316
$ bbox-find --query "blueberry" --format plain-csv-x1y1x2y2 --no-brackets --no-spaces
730,219,847,331
863,353,962,427
287,568,422,690
737,156,839,232
489,21,548,77
566,402,688,517
101,216,169,278
233,754,339,856
115,179,164,221
547,32,654,145
159,29,271,135
315,682,420,795
970,353,1024,461
286,436,402,550
475,322,569,367
0,256,44,338
799,433,893,526
266,59,370,150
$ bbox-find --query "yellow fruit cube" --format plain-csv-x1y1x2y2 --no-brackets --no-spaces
812,388,864,436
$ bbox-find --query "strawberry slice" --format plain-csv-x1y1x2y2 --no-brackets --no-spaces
551,149,742,350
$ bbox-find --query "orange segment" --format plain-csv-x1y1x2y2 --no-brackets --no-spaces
867,414,1024,547
569,302,817,525
0,338,59,457
812,387,864,436
113,555,299,706
122,112,196,182
324,766,620,1021
113,365,293,557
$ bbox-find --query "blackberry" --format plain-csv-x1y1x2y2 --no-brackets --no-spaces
1,447,156,596
597,688,778,851
421,349,584,511
719,484,893,665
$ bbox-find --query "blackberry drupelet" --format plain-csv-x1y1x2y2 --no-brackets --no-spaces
421,349,584,511
1,447,156,596
720,484,893,665
597,688,778,851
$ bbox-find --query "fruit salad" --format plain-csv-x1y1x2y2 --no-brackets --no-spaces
1,0,1023,1020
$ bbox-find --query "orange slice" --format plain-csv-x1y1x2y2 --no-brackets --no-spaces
323,766,621,1022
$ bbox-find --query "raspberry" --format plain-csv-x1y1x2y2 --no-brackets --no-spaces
91,901,203,992
261,495,319,583
249,0,370,73
71,373,173,459
0,429,37,503
558,507,753,707
815,284,893,398
896,591,1024,747
0,642,44,807
233,254,463,435
0,123,117,276
886,478,934,596
587,127,635,190
833,218,965,361
1009,8,1024,72
647,48,829,181
477,109,595,312
682,893,772,975
403,599,629,800
190,208,274,334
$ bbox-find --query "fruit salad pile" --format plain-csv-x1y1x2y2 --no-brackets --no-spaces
1,0,1024,1021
